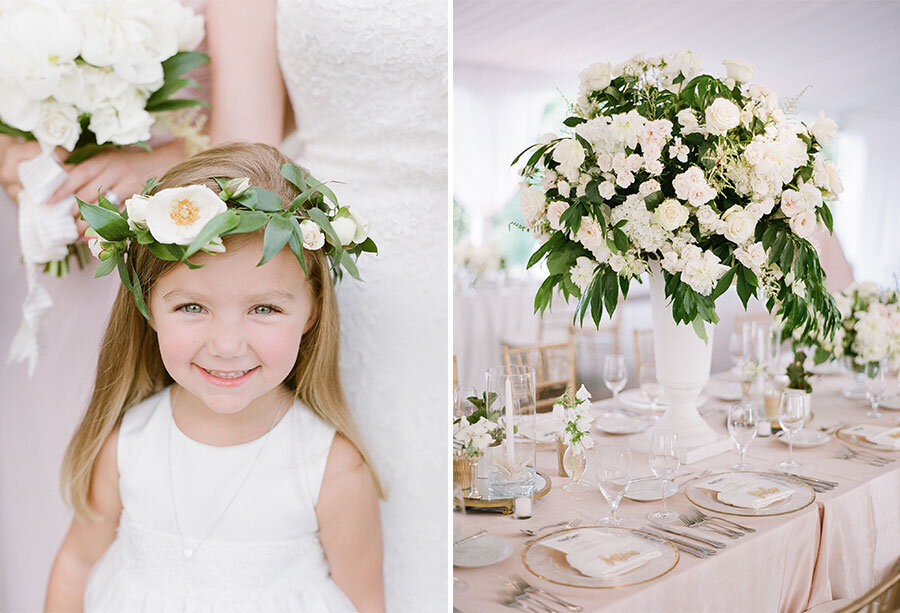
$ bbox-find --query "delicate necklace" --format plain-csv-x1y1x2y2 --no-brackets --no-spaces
168,389,288,559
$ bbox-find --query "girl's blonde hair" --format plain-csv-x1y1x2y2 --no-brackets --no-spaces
62,142,383,518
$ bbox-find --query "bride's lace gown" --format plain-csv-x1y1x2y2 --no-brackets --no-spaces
276,1,448,610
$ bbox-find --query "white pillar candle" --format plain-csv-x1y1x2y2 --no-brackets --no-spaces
505,377,515,467
514,496,533,518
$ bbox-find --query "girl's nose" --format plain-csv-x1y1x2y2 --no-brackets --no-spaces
206,320,248,359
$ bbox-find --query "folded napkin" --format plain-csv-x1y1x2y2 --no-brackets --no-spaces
520,413,560,443
867,426,900,450
716,483,794,509
541,529,661,579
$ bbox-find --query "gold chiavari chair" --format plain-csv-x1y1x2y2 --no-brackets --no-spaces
501,337,577,412
633,328,654,370
836,557,900,612
452,355,459,389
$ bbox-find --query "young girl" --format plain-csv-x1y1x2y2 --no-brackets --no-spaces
44,142,385,612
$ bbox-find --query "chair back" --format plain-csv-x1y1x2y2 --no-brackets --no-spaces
837,556,900,612
633,328,654,370
502,338,577,412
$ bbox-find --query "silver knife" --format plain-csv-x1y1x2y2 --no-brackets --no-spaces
650,522,726,548
775,472,837,488
641,527,716,557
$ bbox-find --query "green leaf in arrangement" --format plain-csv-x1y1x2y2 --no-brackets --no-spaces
78,199,130,241
613,228,629,252
523,144,550,170
147,241,182,261
65,143,114,165
184,210,239,258
116,258,133,291
161,51,210,80
511,142,540,167
258,215,294,266
563,116,586,127
145,98,209,113
643,190,664,211
818,203,834,234
692,317,709,342
135,228,154,244
147,77,199,107
355,237,378,253
0,120,35,141
130,263,149,320
96,192,119,213
603,268,618,318
711,265,737,300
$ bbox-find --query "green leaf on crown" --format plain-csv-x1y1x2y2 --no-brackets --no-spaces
77,199,130,241
340,251,361,281
259,215,293,266
287,217,308,275
93,255,117,278
280,163,309,192
224,210,269,235
251,187,284,212
184,210,239,258
306,207,344,261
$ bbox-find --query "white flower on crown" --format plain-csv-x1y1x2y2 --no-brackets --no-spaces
299,219,325,250
125,194,150,230
144,185,227,245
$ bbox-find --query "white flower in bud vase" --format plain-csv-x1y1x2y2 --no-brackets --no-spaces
331,216,357,246
575,384,591,402
348,208,369,243
655,198,689,231
810,111,838,144
579,62,612,92
125,195,150,230
569,256,597,293
33,101,80,151
705,98,741,135
144,185,227,245
299,219,325,250
222,177,250,199
722,59,757,82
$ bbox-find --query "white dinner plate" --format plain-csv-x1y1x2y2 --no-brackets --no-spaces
453,535,513,567
880,394,900,411
624,478,676,502
594,411,651,435
617,388,708,412
705,380,742,402
775,428,830,448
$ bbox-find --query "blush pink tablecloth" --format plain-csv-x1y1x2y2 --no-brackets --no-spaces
453,374,900,613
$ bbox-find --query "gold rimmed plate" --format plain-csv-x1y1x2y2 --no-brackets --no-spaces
684,471,815,517
835,424,900,452
464,471,551,513
522,526,679,589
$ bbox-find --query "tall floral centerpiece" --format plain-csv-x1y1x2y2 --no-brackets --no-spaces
516,51,840,457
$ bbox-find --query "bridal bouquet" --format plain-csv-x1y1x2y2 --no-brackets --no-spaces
805,283,900,369
516,51,841,340
0,0,208,274
552,385,595,452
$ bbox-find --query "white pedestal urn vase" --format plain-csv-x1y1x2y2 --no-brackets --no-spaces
630,263,732,463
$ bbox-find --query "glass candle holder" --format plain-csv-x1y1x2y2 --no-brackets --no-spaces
487,365,536,499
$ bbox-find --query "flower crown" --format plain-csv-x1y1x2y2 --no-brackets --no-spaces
77,163,376,320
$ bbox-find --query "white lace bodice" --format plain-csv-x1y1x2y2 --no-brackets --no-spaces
276,2,448,611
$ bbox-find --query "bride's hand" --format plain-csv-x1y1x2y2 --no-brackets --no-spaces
0,139,47,200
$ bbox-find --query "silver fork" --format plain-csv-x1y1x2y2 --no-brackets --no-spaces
510,574,583,612
524,519,583,545
840,444,894,464
679,511,741,538
837,447,888,466
499,588,556,612
689,507,756,533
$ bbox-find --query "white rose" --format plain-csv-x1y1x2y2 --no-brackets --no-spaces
788,210,817,238
33,101,80,151
144,185,227,245
696,205,719,227
745,202,764,219
655,199,689,231
810,111,838,144
519,183,546,225
569,256,598,292
590,239,611,264
608,253,626,273
682,250,729,295
547,201,568,231
596,153,613,172
798,182,823,210
331,216,357,246
84,228,104,259
125,194,150,230
741,242,767,271
721,207,757,244
722,59,757,82
705,98,741,135
348,208,369,243
645,159,664,176
299,219,325,250
813,158,843,195
557,180,571,198
660,250,682,273
780,189,809,217
598,181,616,199
639,180,660,196
552,139,586,171
759,197,776,215
579,62,612,91
615,171,634,188
626,154,643,173
676,108,702,135
575,216,605,252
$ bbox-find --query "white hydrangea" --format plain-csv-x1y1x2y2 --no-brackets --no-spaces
569,256,598,292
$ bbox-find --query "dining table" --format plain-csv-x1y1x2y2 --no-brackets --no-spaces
452,372,900,613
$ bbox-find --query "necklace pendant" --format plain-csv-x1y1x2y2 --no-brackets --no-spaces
183,548,193,558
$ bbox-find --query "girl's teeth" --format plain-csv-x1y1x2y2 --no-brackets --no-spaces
207,369,249,379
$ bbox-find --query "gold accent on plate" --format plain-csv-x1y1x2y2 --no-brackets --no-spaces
521,526,679,589
684,471,815,518
835,424,900,452
463,471,552,513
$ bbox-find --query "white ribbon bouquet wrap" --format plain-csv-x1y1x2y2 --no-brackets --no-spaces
0,0,208,375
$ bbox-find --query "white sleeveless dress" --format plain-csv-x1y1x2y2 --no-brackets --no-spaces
83,388,356,612
276,2,448,610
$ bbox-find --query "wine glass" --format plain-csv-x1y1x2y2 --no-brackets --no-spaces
647,431,680,522
865,359,887,419
604,354,628,400
777,389,807,470
562,444,588,493
640,364,663,414
728,331,743,370
452,485,467,593
596,445,631,526
727,403,757,471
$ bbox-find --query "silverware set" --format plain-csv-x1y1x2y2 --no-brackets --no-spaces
836,443,894,466
774,471,839,493
519,518,582,537
498,574,583,611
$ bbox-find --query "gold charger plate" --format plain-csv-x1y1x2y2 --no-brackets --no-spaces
464,470,551,513
835,424,900,452
522,526,679,589
684,471,815,517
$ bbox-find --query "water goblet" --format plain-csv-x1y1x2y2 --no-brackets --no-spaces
596,445,631,526
639,364,663,415
604,354,628,400
777,389,806,470
647,431,680,523
865,359,887,419
727,403,758,471
728,331,743,370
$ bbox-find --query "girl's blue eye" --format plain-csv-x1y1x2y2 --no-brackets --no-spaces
179,304,204,314
252,304,280,315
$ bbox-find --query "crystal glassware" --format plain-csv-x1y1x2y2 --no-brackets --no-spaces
562,444,588,493
604,354,628,400
728,331,743,370
647,431,680,522
865,359,887,419
487,365,536,498
727,403,758,471
596,445,631,526
777,389,807,470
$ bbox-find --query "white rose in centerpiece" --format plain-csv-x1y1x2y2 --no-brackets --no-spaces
734,241,767,273
33,100,80,151
682,250,729,295
299,219,325,250
552,139,586,174
788,210,817,238
813,158,844,195
722,59,757,82
547,201,568,231
557,180,571,198
519,183,546,225
331,216,358,246
579,62,612,91
655,198,689,231
598,181,616,199
144,185,227,245
570,256,598,292
575,216,605,252
780,189,812,217
721,207,757,244
705,98,741,135
125,194,150,230
810,111,838,144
